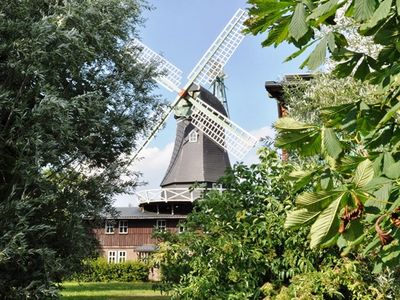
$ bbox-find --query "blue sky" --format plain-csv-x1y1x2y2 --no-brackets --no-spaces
114,0,306,206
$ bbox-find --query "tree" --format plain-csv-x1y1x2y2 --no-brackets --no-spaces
153,149,339,299
246,0,400,271
245,0,400,87
282,73,380,123
153,149,399,299
0,0,161,298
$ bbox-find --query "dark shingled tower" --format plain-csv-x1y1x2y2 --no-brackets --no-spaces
160,85,231,189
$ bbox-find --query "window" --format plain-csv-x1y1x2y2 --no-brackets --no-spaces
108,250,126,263
108,251,116,263
105,220,114,234
156,220,166,232
178,224,185,233
118,251,126,263
188,129,198,143
138,252,150,262
119,220,128,234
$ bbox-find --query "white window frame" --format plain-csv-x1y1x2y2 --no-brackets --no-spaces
178,224,185,234
108,250,127,263
105,220,114,234
156,219,166,232
138,251,150,262
108,251,116,263
119,220,128,234
188,129,198,143
118,251,126,263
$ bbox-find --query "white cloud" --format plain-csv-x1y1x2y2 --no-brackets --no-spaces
250,125,275,140
235,126,275,165
133,142,174,187
113,142,174,207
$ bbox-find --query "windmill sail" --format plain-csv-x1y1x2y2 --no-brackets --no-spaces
187,93,258,160
127,39,183,93
187,8,248,87
129,8,257,162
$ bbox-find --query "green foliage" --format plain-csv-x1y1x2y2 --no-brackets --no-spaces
153,148,337,299
70,258,149,283
246,0,400,88
0,0,161,298
247,0,400,271
263,66,400,269
282,74,381,123
276,91,400,268
271,259,400,299
246,0,400,289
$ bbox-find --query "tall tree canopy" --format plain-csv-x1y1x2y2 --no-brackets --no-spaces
0,0,161,298
246,0,400,272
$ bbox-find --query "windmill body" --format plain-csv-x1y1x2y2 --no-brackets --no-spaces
131,8,257,209
161,85,231,189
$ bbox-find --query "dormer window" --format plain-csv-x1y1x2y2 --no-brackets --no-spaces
188,130,198,143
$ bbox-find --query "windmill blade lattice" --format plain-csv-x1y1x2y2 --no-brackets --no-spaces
187,8,248,88
127,39,183,93
187,95,258,160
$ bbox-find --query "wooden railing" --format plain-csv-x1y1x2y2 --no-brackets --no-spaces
136,187,223,204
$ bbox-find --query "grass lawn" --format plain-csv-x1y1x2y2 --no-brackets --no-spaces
61,281,170,300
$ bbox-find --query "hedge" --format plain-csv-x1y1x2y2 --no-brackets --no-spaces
71,258,149,282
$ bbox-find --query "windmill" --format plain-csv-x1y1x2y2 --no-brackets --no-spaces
129,9,258,213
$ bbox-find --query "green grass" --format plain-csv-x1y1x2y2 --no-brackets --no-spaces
61,282,170,300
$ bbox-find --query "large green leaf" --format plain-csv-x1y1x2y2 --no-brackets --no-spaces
307,0,339,20
296,190,336,210
352,159,374,188
275,130,322,156
366,181,392,210
284,40,316,62
310,192,346,248
289,3,308,41
361,0,393,30
263,18,290,47
377,100,400,128
284,208,320,229
397,0,400,15
322,127,343,159
275,118,322,155
385,161,400,179
354,0,376,21
383,152,400,178
306,37,328,70
250,0,295,14
274,117,316,130
289,169,317,192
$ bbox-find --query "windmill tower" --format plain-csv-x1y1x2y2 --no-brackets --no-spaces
130,9,257,214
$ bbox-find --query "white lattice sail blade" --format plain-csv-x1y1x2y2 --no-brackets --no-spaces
187,8,248,87
130,95,183,161
127,39,182,93
188,96,258,159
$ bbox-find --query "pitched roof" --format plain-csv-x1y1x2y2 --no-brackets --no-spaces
107,207,187,220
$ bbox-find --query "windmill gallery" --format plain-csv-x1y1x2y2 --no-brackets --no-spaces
91,9,259,268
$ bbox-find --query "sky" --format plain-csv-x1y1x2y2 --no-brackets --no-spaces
113,0,306,207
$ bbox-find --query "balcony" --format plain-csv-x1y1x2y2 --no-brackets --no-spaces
136,187,223,205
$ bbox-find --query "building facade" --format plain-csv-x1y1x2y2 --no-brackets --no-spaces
93,207,186,263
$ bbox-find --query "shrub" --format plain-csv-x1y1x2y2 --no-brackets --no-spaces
71,258,149,282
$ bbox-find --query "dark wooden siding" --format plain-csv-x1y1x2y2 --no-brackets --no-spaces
93,219,181,247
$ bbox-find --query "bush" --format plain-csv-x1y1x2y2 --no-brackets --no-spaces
71,258,149,282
